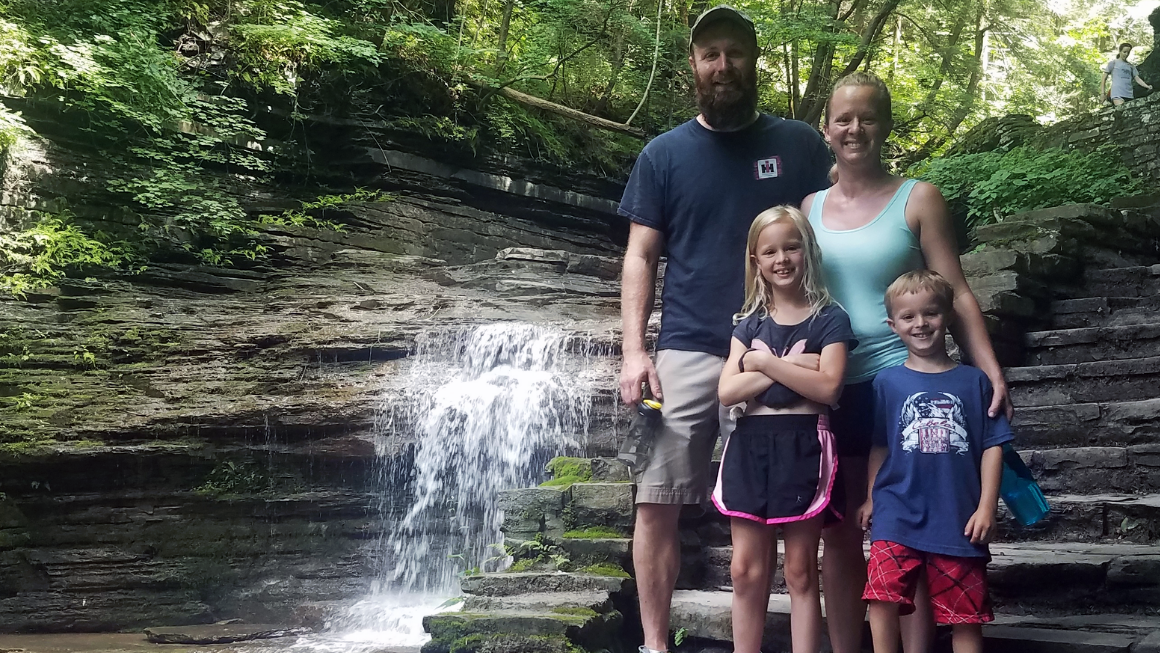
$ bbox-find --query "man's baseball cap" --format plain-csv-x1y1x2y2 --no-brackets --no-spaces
689,5,757,49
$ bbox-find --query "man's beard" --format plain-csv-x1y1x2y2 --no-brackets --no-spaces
695,66,758,130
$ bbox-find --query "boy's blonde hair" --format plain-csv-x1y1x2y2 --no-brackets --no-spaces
734,205,833,323
884,270,955,318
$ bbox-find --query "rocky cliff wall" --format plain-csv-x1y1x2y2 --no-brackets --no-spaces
0,105,633,631
1036,93,1160,182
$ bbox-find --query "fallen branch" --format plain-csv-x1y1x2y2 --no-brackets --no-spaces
470,81,646,139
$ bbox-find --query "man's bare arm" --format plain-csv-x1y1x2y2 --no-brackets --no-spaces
620,222,664,404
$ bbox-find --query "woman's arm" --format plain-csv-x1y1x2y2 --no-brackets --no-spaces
908,181,1013,419
1135,73,1154,91
719,337,777,406
743,341,847,406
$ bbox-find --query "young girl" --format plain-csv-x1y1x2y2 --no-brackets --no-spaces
715,205,856,653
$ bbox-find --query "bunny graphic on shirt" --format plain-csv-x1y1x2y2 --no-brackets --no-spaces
751,338,808,359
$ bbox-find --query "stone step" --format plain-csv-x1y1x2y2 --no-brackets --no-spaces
1007,356,1160,407
1012,398,1160,448
1070,265,1160,299
679,542,1160,608
460,571,635,597
462,591,614,614
999,493,1160,544
669,590,1154,653
1051,295,1160,329
1024,323,1160,365
557,536,632,568
422,608,623,653
1021,446,1160,494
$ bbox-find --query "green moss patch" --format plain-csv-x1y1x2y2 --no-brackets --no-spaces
547,457,592,482
580,563,629,578
562,527,628,539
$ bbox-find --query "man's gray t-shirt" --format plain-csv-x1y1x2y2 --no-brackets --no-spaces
618,114,832,357
1104,59,1139,99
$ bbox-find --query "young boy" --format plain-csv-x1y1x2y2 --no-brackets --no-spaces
856,270,1013,653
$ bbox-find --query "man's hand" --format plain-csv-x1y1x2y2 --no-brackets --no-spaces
964,507,996,545
783,353,820,371
856,500,874,531
620,350,662,405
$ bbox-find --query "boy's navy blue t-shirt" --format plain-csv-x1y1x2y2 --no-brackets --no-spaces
871,364,1014,558
732,304,857,407
618,115,832,357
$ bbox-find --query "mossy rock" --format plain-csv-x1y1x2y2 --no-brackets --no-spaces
562,526,627,539
542,457,592,488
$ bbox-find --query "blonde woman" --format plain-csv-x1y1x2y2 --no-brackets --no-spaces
716,205,858,653
803,71,1013,653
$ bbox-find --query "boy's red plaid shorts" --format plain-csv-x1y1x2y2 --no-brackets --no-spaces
863,540,994,624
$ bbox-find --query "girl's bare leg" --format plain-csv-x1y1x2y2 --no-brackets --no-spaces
783,516,825,653
730,518,776,653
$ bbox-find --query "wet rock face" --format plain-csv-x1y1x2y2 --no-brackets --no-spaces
0,110,632,631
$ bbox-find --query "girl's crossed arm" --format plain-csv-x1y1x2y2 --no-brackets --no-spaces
719,337,778,407
739,341,848,407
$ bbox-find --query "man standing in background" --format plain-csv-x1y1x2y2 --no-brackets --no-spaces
617,6,832,653
1102,43,1153,105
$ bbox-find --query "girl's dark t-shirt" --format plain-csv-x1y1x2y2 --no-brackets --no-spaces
732,304,857,407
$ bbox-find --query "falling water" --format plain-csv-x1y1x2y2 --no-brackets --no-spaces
291,323,598,650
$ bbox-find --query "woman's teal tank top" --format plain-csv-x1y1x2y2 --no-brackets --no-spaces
808,179,925,384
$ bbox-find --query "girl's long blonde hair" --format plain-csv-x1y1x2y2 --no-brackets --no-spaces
733,205,834,324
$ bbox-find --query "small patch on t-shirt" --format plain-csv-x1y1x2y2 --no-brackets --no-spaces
755,156,782,179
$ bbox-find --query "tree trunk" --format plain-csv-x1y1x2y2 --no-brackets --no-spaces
475,83,647,138
916,9,970,113
906,4,987,164
496,0,516,74
796,0,841,125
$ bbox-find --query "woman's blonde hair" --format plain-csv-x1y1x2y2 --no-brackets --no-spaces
734,205,834,323
825,71,893,127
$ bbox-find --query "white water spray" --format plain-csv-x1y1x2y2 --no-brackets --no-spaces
296,323,597,650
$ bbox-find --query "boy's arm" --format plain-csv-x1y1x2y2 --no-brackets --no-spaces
965,445,1003,545
719,337,776,406
857,445,888,530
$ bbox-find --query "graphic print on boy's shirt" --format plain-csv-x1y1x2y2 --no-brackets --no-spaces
898,392,969,454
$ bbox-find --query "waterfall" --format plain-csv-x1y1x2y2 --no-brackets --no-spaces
298,323,597,649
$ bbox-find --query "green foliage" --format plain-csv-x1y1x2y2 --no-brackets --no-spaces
262,188,389,230
505,533,570,571
230,1,382,95
0,213,130,297
912,144,1144,236
673,626,689,647
0,103,32,152
195,460,273,497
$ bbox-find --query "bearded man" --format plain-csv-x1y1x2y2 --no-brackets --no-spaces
617,7,833,653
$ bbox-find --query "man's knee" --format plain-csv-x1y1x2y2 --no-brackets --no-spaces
634,502,682,536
